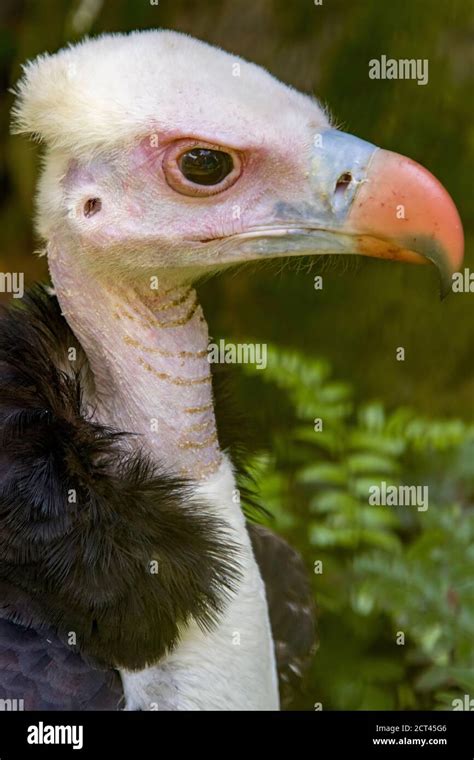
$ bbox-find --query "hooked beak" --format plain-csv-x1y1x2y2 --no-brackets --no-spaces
222,130,464,297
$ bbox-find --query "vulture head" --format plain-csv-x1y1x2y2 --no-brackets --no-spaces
13,30,463,292
3,30,464,712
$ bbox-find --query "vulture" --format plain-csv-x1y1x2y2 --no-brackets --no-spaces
0,30,463,711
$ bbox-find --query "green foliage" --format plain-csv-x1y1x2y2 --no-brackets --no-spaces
4,0,474,417
243,346,474,710
1,0,472,711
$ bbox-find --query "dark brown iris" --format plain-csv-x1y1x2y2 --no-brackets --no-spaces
179,149,234,186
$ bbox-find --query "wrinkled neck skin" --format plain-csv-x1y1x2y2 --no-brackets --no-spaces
47,238,279,711
48,241,221,481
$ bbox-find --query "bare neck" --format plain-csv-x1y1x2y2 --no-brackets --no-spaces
47,240,279,711
48,243,222,481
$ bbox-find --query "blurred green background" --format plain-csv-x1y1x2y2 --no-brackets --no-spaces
1,0,473,710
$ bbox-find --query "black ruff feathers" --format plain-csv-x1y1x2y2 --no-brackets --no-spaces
0,286,241,671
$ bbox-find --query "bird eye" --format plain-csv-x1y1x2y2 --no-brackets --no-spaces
179,149,234,186
163,140,242,197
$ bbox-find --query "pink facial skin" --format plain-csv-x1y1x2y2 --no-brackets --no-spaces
51,115,463,483
58,117,318,278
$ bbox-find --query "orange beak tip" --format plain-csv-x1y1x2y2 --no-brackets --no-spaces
346,149,464,296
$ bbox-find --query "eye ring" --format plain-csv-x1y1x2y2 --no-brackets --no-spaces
163,140,242,197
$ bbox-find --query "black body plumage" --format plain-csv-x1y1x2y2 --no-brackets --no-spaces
0,286,315,709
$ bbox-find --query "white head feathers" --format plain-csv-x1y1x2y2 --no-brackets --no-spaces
12,30,317,160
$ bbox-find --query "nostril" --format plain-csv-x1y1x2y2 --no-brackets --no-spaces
335,172,353,194
84,198,102,217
